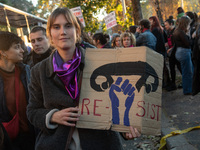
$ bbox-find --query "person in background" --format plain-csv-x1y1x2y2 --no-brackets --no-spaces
120,32,136,48
149,16,167,56
149,16,170,88
0,31,35,150
177,7,185,19
76,17,96,49
135,19,157,51
111,33,121,48
164,19,182,91
173,16,193,95
185,11,198,51
24,26,53,68
118,30,122,35
93,32,111,48
129,25,138,34
192,19,200,96
27,7,140,150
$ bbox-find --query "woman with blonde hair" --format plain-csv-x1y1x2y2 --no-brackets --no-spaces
27,7,140,150
120,32,136,48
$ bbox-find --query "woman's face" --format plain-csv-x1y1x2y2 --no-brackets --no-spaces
115,37,121,47
149,19,154,26
164,22,171,31
93,39,98,47
50,14,77,51
1,43,24,63
123,36,131,48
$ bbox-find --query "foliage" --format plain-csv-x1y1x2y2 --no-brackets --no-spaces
33,0,200,33
103,0,134,32
0,0,36,14
143,0,200,22
36,0,109,33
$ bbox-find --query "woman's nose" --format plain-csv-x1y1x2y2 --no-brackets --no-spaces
60,26,66,34
20,47,24,53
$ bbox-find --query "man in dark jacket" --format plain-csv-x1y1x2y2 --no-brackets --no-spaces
24,26,53,68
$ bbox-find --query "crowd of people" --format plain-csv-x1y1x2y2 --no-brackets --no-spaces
91,7,200,96
0,6,199,150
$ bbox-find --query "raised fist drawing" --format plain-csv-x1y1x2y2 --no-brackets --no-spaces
109,77,135,126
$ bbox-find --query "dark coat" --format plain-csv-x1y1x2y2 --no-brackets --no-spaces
192,29,200,96
0,63,30,122
0,63,35,150
27,48,123,150
151,28,167,57
80,40,96,49
23,47,53,68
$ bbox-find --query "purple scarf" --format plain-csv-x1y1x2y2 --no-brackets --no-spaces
53,48,81,100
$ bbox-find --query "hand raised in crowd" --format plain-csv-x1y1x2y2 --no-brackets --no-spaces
167,47,172,54
51,107,80,126
136,27,142,33
122,126,141,140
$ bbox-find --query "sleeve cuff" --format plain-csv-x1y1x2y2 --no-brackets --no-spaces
46,109,59,129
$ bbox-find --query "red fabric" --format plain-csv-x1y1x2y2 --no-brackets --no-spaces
2,113,19,139
142,28,148,33
2,67,20,140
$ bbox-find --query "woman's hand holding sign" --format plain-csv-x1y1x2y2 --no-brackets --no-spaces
122,126,141,140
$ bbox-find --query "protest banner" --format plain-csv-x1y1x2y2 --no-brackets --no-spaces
76,47,163,135
104,11,117,30
70,6,86,27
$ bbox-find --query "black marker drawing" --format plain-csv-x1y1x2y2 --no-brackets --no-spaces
90,61,159,93
90,61,159,126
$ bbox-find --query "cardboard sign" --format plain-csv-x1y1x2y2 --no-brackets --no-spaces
104,11,117,29
76,47,163,135
70,6,86,27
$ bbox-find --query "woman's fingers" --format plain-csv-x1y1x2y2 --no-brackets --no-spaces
134,127,141,137
130,126,137,138
51,107,80,126
123,126,141,140
63,107,79,113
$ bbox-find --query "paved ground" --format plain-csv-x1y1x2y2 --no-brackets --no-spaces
162,88,200,150
121,87,200,150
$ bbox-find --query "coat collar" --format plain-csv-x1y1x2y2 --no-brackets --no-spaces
46,46,85,78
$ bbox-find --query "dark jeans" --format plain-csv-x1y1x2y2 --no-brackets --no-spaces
163,59,171,86
169,50,182,83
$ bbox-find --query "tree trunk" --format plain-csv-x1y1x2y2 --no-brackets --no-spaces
154,0,164,25
131,0,143,25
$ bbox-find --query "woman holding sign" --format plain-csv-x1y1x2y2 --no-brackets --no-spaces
27,7,140,150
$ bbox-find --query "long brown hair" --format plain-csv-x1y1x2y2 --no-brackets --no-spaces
149,16,163,33
176,16,191,33
111,34,120,48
